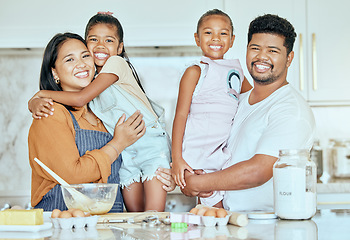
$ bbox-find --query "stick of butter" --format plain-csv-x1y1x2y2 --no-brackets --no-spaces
0,209,43,225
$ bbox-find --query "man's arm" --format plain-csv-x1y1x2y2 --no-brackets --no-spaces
181,154,277,197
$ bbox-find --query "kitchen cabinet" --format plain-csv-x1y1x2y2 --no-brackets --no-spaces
305,0,350,104
223,0,307,98
0,0,224,48
224,0,350,104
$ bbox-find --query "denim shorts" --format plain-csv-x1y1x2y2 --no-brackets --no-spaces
119,122,171,187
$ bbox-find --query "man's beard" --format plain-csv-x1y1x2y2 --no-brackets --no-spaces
249,61,278,85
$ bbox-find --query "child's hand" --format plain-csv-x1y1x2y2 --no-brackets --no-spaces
28,96,54,119
171,158,194,189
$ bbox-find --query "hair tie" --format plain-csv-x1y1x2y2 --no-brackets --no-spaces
97,11,113,15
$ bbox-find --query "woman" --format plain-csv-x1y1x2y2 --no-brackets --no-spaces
28,32,145,212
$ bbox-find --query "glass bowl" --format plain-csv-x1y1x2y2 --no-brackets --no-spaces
61,183,118,215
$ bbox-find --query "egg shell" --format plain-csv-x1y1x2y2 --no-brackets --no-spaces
197,207,208,216
59,211,73,218
216,208,228,218
51,209,61,218
204,209,217,217
11,205,24,210
72,209,85,218
189,208,199,215
85,212,92,217
67,208,76,213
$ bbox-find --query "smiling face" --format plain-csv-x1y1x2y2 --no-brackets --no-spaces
195,14,234,60
51,39,95,92
86,23,124,73
246,33,294,85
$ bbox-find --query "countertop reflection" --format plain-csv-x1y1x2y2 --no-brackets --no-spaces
1,209,349,240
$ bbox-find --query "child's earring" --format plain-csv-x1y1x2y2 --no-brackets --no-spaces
55,78,60,84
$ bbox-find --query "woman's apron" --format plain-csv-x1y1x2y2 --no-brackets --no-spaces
35,111,124,212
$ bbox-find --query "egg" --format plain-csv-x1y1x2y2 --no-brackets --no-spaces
189,208,199,215
51,209,61,218
204,208,217,217
58,210,72,218
72,209,85,218
67,208,76,213
85,212,91,217
11,205,24,210
197,207,208,216
216,208,228,218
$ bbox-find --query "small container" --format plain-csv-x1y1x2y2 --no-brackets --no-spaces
273,149,317,220
328,139,350,178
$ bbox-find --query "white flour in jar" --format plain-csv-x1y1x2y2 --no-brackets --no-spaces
273,167,316,219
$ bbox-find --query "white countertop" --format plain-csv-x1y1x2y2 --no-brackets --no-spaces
0,209,348,240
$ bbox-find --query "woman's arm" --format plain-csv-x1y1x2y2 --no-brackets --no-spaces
29,105,145,184
37,73,118,107
29,104,108,184
171,66,200,188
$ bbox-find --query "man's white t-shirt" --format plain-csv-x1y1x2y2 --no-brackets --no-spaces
223,84,315,212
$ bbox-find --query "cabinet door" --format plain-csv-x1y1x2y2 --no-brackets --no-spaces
0,0,224,48
118,0,225,46
306,0,350,103
224,0,307,98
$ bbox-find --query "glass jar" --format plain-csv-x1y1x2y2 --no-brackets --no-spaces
328,139,350,178
273,149,317,220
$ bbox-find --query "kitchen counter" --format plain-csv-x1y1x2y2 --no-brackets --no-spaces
0,209,349,240
317,177,350,193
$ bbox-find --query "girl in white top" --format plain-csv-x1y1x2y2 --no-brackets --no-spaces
171,9,251,207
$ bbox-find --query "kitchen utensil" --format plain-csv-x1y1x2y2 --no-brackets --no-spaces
61,183,118,214
33,158,94,208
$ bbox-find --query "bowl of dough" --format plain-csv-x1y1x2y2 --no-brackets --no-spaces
61,183,118,215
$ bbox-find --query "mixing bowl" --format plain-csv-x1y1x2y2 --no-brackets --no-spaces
61,183,118,215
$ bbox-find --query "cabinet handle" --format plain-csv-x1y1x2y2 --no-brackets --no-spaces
299,33,304,91
312,33,318,90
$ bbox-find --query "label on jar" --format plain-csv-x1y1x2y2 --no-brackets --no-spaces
273,167,316,219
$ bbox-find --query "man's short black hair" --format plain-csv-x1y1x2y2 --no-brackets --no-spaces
248,14,296,54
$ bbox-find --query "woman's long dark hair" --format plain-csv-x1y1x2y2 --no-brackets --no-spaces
85,13,145,93
40,32,87,110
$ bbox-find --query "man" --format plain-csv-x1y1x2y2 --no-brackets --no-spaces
181,14,315,212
